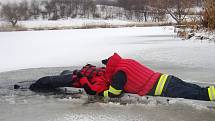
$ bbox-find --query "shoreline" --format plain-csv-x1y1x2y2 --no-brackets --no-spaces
0,20,173,32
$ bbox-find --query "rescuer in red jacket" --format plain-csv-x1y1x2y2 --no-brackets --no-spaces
79,53,215,101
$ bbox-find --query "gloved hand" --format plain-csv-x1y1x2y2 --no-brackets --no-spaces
102,58,108,65
72,70,79,75
77,71,84,78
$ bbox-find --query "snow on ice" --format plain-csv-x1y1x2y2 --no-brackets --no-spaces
1,26,215,121
0,26,175,73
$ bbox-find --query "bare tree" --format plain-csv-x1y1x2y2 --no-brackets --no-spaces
41,1,49,17
81,0,90,18
148,0,167,22
0,2,2,18
1,3,19,26
88,0,97,18
59,0,66,18
18,0,30,20
117,0,149,21
50,0,60,20
72,0,80,17
79,0,96,18
30,0,40,19
117,0,133,20
65,0,74,17
196,0,203,7
132,0,149,22
164,0,195,25
40,0,58,20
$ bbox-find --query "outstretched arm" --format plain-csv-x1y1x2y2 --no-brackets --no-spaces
99,71,127,98
80,76,108,95
29,74,73,91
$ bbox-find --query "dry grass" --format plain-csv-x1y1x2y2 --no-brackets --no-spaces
0,22,173,32
203,0,215,29
0,24,28,32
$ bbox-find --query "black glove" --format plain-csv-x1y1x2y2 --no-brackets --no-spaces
77,71,84,78
72,70,78,75
102,59,108,65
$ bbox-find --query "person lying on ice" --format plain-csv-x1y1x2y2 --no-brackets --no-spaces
27,64,109,94
78,53,215,101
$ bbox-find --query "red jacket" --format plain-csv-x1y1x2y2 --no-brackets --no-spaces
78,64,109,94
105,53,161,96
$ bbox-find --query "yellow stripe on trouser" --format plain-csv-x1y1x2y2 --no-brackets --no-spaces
104,90,109,97
109,86,122,95
103,86,122,97
208,86,215,101
154,74,169,96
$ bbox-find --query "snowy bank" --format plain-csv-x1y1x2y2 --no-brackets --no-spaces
189,30,215,43
0,19,172,32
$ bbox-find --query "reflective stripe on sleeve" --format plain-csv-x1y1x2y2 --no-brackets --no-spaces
104,90,109,97
109,86,122,95
208,86,215,101
154,74,169,96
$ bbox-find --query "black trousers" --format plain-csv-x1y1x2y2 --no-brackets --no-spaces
29,74,73,91
148,76,210,101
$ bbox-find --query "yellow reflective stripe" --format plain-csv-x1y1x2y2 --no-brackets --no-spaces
109,86,122,95
104,90,109,97
154,74,168,96
208,86,215,101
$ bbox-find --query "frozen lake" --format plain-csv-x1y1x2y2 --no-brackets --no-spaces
0,26,215,121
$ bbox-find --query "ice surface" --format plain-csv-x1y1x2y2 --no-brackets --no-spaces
1,26,215,81
1,26,215,121
0,26,175,73
0,85,215,121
